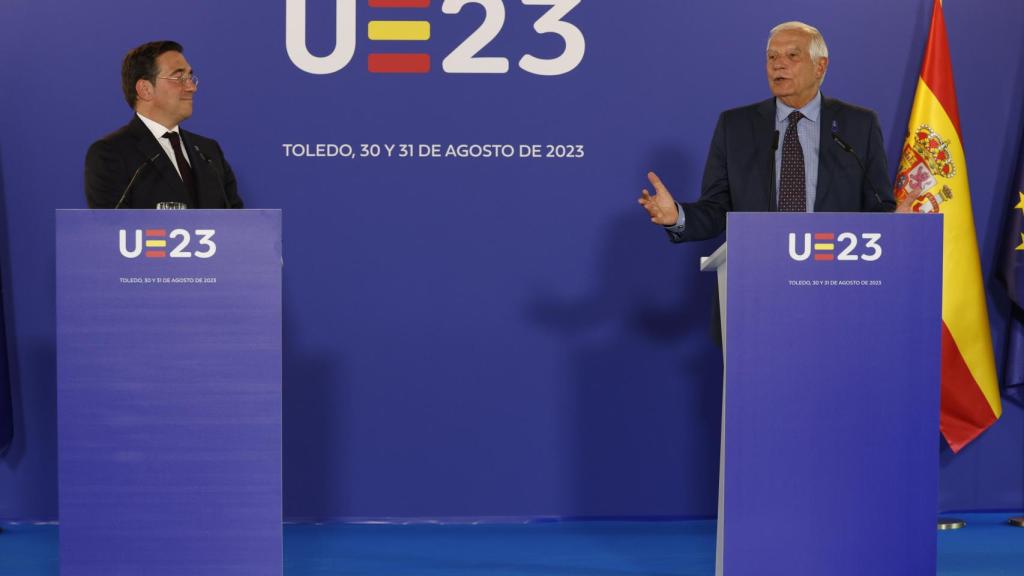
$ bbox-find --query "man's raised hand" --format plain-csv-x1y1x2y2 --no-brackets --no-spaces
638,171,679,226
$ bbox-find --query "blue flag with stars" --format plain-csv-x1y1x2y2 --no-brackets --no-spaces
1000,146,1024,392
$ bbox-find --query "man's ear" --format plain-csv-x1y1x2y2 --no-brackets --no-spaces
816,57,829,80
135,78,153,102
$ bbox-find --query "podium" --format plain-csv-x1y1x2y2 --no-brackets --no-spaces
702,213,942,575
56,210,282,575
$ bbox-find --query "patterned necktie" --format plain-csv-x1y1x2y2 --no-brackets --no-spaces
778,111,806,212
162,132,198,208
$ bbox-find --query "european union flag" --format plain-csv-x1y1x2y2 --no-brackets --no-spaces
1000,148,1024,393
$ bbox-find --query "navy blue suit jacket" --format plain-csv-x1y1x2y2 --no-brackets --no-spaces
85,115,243,209
669,96,895,242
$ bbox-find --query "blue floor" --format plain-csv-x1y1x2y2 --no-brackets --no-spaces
1,513,1021,575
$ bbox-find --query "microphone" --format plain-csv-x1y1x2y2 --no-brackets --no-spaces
115,153,161,209
192,144,232,208
830,132,883,208
768,130,780,211
830,131,856,157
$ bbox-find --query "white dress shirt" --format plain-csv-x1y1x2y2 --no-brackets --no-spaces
136,113,191,180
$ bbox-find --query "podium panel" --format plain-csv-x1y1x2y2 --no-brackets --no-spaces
56,210,282,576
712,213,942,575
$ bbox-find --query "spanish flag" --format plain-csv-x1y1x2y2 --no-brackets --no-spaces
894,0,1000,451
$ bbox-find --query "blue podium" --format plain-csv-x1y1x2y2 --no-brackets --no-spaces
702,213,942,576
56,210,282,576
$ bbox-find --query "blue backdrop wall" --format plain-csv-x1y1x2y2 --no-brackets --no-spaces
1,0,1022,521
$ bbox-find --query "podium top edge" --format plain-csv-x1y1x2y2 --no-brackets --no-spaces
55,209,282,212
700,242,727,271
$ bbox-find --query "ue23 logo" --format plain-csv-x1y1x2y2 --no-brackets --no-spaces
119,229,217,259
286,0,585,76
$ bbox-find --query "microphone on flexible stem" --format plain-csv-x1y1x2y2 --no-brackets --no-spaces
115,153,161,209
830,132,883,208
192,144,232,209
768,130,780,211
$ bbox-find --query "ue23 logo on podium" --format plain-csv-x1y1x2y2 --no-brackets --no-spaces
788,232,882,262
119,229,217,259
286,0,585,75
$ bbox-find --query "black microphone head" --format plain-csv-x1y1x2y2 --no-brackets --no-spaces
192,144,213,163
771,130,780,150
830,132,867,174
830,131,852,153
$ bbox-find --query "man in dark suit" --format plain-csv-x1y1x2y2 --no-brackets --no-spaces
638,22,894,239
85,41,243,209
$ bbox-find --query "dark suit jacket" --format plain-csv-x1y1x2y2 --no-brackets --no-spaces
85,115,243,209
669,96,895,242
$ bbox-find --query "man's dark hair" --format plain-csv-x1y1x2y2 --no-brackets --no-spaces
121,41,184,109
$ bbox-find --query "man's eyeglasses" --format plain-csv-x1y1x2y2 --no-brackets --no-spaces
156,74,199,88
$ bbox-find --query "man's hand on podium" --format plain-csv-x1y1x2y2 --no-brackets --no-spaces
638,172,679,226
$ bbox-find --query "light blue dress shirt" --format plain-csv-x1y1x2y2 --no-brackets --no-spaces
668,91,822,231
774,91,821,212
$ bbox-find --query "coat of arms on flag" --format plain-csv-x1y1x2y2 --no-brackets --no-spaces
895,125,955,213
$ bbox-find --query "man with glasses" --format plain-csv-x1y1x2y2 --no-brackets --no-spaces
85,40,243,209
638,22,893,240
637,22,895,345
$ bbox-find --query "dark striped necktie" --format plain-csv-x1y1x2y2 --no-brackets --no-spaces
162,131,198,208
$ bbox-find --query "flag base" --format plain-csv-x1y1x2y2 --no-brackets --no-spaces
937,517,966,530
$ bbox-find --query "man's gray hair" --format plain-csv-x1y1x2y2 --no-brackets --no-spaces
768,21,828,81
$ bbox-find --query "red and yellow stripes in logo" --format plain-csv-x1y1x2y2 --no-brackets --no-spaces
144,229,167,258
368,0,431,74
813,233,835,261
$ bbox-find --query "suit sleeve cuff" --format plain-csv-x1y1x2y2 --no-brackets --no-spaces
663,202,686,232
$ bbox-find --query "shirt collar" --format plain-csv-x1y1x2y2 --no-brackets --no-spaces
136,112,180,140
776,91,822,125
